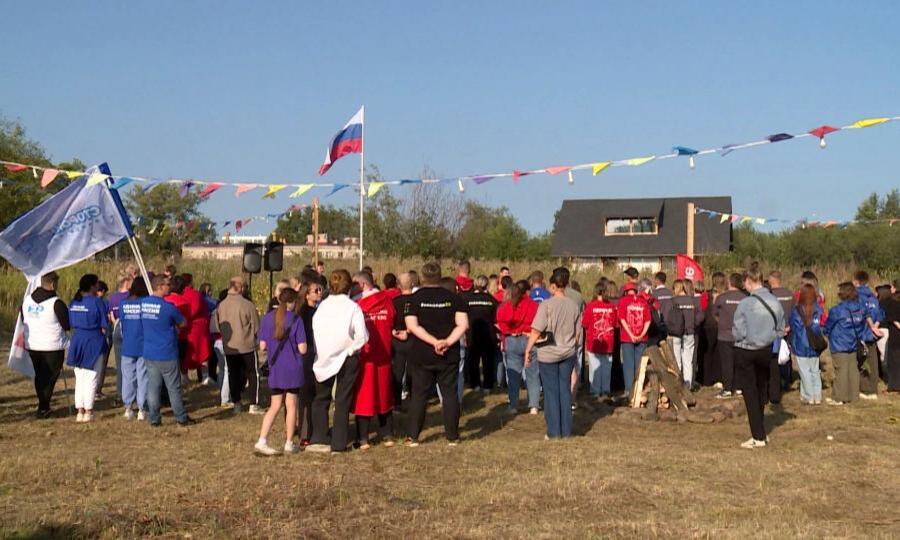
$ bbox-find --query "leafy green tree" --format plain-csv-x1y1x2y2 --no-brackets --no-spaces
456,201,531,260
855,193,880,221
880,188,900,219
126,184,215,256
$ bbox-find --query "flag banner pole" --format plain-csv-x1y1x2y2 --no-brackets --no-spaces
358,105,365,271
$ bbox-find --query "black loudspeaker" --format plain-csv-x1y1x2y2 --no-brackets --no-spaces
242,243,263,274
264,241,284,272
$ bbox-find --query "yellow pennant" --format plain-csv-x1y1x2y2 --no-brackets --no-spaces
625,156,655,166
367,182,385,197
263,184,287,199
741,216,752,223
289,184,314,198
65,170,84,179
592,162,611,175
755,218,766,225
720,214,730,224
852,117,889,129
86,173,108,186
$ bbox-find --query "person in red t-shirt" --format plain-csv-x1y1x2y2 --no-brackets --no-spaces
455,260,474,293
495,280,540,414
617,282,651,396
582,281,618,398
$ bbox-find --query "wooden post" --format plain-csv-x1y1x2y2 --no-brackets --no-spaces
686,202,695,258
313,197,320,267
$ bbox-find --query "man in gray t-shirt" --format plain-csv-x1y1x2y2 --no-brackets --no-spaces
530,295,582,363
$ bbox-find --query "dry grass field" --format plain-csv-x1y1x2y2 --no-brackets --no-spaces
1,340,899,539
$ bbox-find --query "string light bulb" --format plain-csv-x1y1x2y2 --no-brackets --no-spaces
819,137,827,149
567,170,574,185
688,156,696,169
457,179,465,193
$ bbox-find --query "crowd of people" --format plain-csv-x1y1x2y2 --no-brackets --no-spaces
18,258,900,451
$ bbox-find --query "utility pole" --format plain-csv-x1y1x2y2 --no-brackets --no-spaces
686,202,695,258
313,196,320,267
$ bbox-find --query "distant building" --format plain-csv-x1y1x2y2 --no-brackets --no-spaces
551,196,732,272
183,233,360,261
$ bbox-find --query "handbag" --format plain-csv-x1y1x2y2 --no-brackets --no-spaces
798,307,828,355
534,330,556,348
850,307,869,371
260,316,301,378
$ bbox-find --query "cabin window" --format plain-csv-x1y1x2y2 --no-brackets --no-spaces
605,217,658,236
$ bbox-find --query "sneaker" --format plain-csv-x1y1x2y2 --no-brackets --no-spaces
505,407,518,416
254,441,279,456
716,390,733,400
447,440,459,447
403,438,419,448
149,421,161,427
859,393,878,401
76,412,85,423
35,409,52,419
123,409,136,420
201,377,214,386
137,410,146,421
83,412,94,423
735,390,743,396
713,382,724,390
248,405,265,415
305,443,332,453
176,417,197,427
232,403,243,414
221,402,234,409
529,407,539,415
740,438,767,449
284,441,300,454
382,439,396,448
826,398,844,406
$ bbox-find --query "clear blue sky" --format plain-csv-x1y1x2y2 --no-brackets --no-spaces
2,1,898,236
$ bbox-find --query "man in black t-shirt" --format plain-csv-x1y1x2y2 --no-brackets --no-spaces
391,272,416,408
404,262,468,445
461,276,499,392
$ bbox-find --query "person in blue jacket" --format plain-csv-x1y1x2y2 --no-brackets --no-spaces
824,282,867,405
119,277,149,421
66,274,109,423
852,271,885,399
790,284,825,404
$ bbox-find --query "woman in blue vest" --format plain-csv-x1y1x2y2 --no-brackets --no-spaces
66,274,109,422
824,282,867,405
789,284,826,404
119,277,149,421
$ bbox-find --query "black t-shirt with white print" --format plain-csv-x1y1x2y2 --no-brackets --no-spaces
406,286,467,364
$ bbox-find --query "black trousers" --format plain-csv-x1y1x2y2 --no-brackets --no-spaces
767,354,782,404
407,356,460,442
699,326,719,386
466,336,496,390
391,338,413,406
29,349,65,412
207,339,218,382
718,341,736,392
736,346,771,441
357,412,394,442
225,352,259,406
310,355,360,451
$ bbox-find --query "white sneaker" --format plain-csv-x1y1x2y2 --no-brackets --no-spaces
123,409,135,420
83,412,94,423
529,407,539,415
826,398,844,406
735,390,743,396
740,438,767,449
254,441,279,456
76,412,85,423
137,410,146,421
305,443,332,453
859,393,878,401
248,405,265,415
713,382,724,390
201,377,213,386
284,441,300,454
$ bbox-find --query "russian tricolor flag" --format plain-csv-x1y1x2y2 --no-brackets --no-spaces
318,107,364,175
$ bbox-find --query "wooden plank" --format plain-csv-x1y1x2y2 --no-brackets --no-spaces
631,354,650,408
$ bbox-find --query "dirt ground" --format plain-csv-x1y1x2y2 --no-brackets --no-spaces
1,350,899,539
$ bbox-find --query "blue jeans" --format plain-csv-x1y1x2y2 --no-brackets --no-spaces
120,355,148,410
538,356,576,438
621,342,647,394
796,355,822,402
495,350,506,388
587,352,612,396
145,359,187,424
505,336,541,409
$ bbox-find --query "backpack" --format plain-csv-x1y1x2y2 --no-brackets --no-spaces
666,302,686,337
645,297,667,344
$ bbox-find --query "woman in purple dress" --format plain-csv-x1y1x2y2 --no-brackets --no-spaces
254,289,307,455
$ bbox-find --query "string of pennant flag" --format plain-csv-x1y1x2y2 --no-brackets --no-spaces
131,204,309,235
694,207,899,228
0,115,898,200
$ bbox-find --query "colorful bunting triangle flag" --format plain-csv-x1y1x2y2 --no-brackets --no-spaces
720,214,730,224
289,184,314,198
755,218,766,225
141,180,162,193
40,169,59,188
235,220,243,232
673,146,698,156
86,172,108,187
327,184,348,197
198,182,224,199
592,162,611,175
718,144,738,157
545,166,571,175
110,177,134,190
741,216,752,223
472,175,495,185
852,117,889,129
179,181,195,197
512,171,530,183
4,163,27,172
235,184,259,197
808,125,839,138
263,184,287,199
625,156,655,166
767,133,794,143
65,170,84,179
367,182,385,197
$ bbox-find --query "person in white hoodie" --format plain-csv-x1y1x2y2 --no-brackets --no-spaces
306,269,368,453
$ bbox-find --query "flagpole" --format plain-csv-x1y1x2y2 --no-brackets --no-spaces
358,105,365,271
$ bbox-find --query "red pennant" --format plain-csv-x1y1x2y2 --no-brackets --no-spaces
545,166,571,175
512,170,531,183
235,220,243,232
808,125,838,139
4,163,27,172
198,183,224,199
